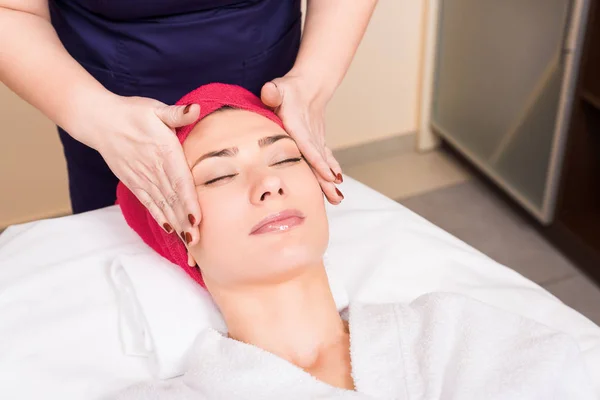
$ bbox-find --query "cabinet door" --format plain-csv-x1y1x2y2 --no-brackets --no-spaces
430,0,586,223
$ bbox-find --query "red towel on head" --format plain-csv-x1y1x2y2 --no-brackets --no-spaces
116,83,284,287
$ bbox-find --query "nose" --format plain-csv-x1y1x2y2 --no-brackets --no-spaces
251,174,286,204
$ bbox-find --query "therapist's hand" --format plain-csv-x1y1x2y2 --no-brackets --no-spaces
87,96,202,245
260,76,344,205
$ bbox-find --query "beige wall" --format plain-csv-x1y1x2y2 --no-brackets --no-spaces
325,0,425,150
0,0,425,228
0,88,71,229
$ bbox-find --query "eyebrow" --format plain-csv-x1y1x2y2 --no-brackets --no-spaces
257,134,292,147
191,135,294,168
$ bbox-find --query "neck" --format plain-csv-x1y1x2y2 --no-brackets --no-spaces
208,263,347,370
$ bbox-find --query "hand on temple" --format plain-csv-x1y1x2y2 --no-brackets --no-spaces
88,95,202,245
260,76,344,205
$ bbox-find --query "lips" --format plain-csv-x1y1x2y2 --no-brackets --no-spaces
250,209,305,235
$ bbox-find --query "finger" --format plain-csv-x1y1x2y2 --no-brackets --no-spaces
170,173,202,247
141,135,200,244
260,81,283,109
174,213,198,268
155,104,201,129
148,167,187,240
280,118,332,181
160,142,202,246
283,115,336,182
325,147,343,184
187,252,197,268
160,175,200,248
314,171,344,205
133,188,174,233
132,148,184,236
298,139,336,182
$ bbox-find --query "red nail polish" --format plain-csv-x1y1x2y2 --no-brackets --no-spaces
180,231,185,240
163,223,173,233
185,232,192,245
188,214,196,225
337,173,343,183
183,104,191,114
335,188,344,199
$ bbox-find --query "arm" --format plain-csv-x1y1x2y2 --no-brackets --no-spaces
260,0,377,201
0,0,116,146
290,0,378,105
0,0,203,247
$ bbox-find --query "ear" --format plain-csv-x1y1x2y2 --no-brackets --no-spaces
187,251,198,267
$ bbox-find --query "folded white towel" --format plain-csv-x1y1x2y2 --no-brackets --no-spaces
108,251,349,379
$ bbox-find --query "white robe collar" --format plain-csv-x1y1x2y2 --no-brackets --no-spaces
180,304,398,399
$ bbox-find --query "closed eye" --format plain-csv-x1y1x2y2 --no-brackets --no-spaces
203,174,237,185
202,156,303,185
273,156,304,166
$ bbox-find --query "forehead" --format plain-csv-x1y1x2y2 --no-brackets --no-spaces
184,109,287,150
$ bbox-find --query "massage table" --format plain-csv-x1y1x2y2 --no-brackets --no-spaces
1,177,599,399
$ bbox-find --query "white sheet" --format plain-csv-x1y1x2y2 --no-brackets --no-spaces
1,177,599,399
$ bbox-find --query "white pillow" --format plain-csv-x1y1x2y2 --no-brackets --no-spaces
109,251,349,379
0,209,154,400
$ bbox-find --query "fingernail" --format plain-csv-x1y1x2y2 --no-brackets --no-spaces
188,214,196,225
337,173,343,183
185,232,192,245
180,231,185,240
335,187,344,200
183,104,191,114
163,223,173,233
187,253,196,267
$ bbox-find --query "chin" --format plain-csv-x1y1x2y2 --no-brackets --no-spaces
275,244,324,269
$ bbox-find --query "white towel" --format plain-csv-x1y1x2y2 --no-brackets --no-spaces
108,251,349,379
107,292,597,400
350,293,597,400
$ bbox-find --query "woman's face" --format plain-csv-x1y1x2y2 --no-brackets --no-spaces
183,109,329,288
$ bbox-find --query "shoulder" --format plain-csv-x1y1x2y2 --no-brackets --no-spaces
349,294,594,397
352,292,558,330
349,292,581,357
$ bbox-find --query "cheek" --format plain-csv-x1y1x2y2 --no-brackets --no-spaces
193,190,248,261
293,165,325,206
291,166,329,240
293,163,322,191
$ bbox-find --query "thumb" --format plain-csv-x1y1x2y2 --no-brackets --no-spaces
260,81,283,109
156,104,201,129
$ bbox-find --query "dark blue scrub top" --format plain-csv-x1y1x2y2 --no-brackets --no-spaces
49,0,302,103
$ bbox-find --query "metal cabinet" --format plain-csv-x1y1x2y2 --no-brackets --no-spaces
429,0,590,224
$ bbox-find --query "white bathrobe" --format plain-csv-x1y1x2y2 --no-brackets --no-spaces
106,292,596,400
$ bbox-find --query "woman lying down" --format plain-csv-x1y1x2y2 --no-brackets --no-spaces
109,83,595,399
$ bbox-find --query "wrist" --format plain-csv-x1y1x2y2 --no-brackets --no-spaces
286,64,338,108
62,87,122,149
